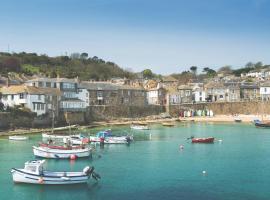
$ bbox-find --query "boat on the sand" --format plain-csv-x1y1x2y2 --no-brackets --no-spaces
11,160,100,184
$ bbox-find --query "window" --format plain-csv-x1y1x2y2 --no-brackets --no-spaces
199,92,202,96
63,82,75,89
97,91,103,97
33,103,36,110
11,95,14,100
86,93,88,97
220,95,224,99
37,104,40,110
46,82,51,87
265,88,267,93
54,83,57,88
19,93,24,99
200,97,202,101
41,104,44,110
38,82,43,87
254,89,257,94
38,95,41,100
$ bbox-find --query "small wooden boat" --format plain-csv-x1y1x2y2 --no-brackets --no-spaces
162,122,175,127
11,160,100,184
192,137,215,143
9,136,29,141
33,146,92,159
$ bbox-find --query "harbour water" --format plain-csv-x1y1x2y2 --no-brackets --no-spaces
1,122,270,200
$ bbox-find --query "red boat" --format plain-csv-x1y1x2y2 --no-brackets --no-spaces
191,137,214,143
39,143,85,150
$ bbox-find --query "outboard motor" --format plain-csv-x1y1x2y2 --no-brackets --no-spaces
83,166,94,175
126,136,132,144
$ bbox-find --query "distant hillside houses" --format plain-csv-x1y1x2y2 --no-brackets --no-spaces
1,74,270,117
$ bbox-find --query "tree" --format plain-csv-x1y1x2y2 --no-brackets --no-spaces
254,61,263,69
245,62,255,68
142,69,154,79
203,67,216,77
80,52,88,60
218,65,232,75
190,66,197,75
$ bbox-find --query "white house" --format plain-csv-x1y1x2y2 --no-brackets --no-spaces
193,87,206,102
0,85,61,116
26,77,89,112
260,82,270,101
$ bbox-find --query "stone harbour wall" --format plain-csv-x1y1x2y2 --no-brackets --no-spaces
169,101,270,116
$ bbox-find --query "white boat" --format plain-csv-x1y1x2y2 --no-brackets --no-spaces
130,125,149,130
11,160,100,184
9,135,29,141
89,130,133,144
33,146,92,159
42,133,81,139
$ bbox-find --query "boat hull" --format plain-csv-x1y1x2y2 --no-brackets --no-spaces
192,137,215,143
11,169,89,184
33,146,92,158
9,136,28,141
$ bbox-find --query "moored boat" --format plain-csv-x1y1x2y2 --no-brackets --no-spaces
90,129,133,144
254,119,270,128
42,133,81,139
11,160,100,184
33,146,92,158
191,137,215,143
162,122,175,127
39,143,85,150
9,136,29,141
130,124,149,130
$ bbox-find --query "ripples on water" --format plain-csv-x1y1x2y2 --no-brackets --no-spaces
1,122,270,200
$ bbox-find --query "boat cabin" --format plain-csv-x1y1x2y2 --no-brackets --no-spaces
96,130,112,138
24,160,45,175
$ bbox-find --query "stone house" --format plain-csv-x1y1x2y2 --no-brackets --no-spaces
0,85,61,116
178,85,193,103
80,81,147,106
166,87,181,105
224,82,241,102
162,76,178,88
205,82,226,102
240,83,260,101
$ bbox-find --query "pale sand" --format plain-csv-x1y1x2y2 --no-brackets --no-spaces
0,114,266,136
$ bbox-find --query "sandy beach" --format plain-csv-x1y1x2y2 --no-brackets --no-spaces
0,114,266,136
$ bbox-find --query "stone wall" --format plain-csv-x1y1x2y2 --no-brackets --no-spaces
169,101,270,116
87,105,165,121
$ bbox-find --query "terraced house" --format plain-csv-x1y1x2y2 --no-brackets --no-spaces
0,85,61,116
25,77,88,112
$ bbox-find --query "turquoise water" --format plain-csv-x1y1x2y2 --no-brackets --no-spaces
1,122,270,200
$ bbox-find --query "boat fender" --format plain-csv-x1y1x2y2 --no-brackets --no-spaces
38,177,44,184
70,154,77,160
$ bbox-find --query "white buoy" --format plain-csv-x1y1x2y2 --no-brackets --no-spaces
202,170,207,175
218,139,223,143
179,145,184,150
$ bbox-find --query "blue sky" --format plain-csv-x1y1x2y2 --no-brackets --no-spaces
0,0,270,74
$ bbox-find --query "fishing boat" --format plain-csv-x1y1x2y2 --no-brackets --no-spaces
130,124,149,130
33,146,92,158
191,137,215,143
90,130,133,144
254,119,270,128
39,143,85,150
9,135,29,141
234,118,242,123
11,160,100,184
42,133,81,139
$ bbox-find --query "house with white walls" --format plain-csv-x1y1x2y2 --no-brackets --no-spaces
260,82,270,101
0,85,61,116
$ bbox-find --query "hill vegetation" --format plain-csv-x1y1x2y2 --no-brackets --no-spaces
0,52,135,80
